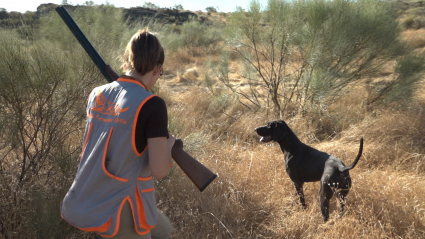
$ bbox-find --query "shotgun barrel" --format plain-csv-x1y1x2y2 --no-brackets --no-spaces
55,6,117,83
55,6,217,192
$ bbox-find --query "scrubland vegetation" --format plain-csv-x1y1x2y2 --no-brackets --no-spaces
1,0,425,238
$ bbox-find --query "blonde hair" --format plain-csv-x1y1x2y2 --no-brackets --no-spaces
121,30,164,75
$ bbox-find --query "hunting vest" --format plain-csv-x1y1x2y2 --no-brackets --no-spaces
61,77,159,237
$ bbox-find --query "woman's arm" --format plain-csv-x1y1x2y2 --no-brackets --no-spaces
148,134,175,180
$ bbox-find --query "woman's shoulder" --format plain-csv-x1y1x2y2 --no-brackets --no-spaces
142,96,167,114
146,95,166,106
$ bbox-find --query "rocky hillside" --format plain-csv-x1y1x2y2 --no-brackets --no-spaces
0,3,202,29
36,3,198,25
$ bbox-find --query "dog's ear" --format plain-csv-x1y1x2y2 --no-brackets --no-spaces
271,121,286,141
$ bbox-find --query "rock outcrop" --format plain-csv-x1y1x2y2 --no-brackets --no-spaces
35,3,197,24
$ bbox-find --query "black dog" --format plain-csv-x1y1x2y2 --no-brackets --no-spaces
255,120,363,221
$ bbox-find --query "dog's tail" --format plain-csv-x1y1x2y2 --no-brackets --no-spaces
339,138,363,173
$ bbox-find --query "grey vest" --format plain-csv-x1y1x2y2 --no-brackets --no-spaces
61,78,158,236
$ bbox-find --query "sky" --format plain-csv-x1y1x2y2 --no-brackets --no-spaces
1,0,269,13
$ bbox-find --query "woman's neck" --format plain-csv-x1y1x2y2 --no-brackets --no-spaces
126,71,149,89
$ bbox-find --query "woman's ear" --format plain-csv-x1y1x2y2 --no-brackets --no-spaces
152,65,161,76
122,63,128,73
152,68,159,76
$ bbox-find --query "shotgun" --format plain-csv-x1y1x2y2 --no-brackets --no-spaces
55,6,216,192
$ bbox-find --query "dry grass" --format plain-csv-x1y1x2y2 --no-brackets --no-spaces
401,28,425,49
3,4,425,239
157,140,425,238
322,106,425,174
147,44,425,238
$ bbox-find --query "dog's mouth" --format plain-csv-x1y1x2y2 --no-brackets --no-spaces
260,135,272,143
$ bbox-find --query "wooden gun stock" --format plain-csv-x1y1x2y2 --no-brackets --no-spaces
56,6,217,192
172,140,217,192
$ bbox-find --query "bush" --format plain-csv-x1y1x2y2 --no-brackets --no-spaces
0,8,9,20
217,0,424,116
381,54,425,103
0,28,95,238
0,5,163,237
206,6,218,14
171,19,224,55
403,16,416,29
37,5,128,70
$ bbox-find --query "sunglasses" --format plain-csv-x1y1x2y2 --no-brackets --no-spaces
158,64,164,76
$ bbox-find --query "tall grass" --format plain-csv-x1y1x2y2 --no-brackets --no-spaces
1,2,425,239
158,83,425,238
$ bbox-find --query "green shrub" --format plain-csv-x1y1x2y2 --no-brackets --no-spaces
402,15,425,29
37,5,130,71
403,16,416,29
407,6,425,16
381,54,425,103
177,20,224,55
0,4,186,235
160,19,225,55
206,6,218,14
0,27,96,238
218,0,422,116
0,6,164,237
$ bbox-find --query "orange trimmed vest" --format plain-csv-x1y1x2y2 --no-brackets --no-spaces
61,78,159,237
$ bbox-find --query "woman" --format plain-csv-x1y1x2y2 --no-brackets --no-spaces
61,30,174,239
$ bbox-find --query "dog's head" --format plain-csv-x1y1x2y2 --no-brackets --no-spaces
255,120,288,143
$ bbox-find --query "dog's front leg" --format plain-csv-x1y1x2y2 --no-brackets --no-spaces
336,187,350,217
293,181,307,208
319,182,333,221
338,193,347,215
337,176,351,216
